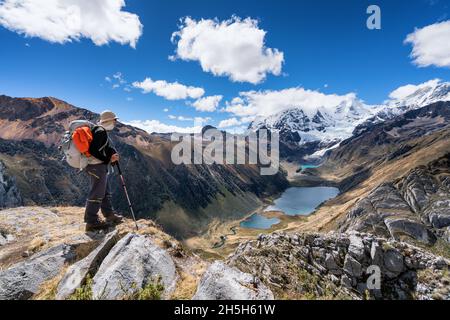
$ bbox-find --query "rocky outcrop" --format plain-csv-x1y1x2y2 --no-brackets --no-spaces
227,232,450,300
0,207,205,301
56,231,119,300
0,244,77,300
341,154,450,245
92,234,178,300
0,160,22,208
193,261,274,300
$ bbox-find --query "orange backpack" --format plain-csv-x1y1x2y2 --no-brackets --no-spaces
72,126,93,157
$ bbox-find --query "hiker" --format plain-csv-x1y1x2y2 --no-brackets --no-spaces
84,111,124,232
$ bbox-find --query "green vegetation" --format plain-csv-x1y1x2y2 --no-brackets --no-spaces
127,277,165,300
69,275,93,300
67,275,164,300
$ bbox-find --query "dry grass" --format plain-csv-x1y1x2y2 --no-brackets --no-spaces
33,265,69,300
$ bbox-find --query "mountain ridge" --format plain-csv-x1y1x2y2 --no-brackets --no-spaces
249,81,450,161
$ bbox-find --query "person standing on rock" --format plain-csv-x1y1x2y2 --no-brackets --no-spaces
84,111,124,232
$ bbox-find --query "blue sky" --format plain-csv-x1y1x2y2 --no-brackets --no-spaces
0,0,449,132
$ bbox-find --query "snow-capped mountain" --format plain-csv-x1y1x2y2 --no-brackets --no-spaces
249,80,450,160
355,80,450,136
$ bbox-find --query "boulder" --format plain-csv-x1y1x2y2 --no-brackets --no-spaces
370,241,383,266
92,234,177,300
324,253,342,275
348,233,366,261
193,261,274,300
56,231,119,300
343,254,363,278
383,248,404,279
385,218,437,245
0,244,76,300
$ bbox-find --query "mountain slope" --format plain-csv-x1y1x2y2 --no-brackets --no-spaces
292,101,450,249
0,95,288,238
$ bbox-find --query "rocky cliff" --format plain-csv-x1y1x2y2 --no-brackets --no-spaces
340,153,450,246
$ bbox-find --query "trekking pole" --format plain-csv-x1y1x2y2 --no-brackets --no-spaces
114,162,139,231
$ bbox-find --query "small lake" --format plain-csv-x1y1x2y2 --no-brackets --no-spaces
265,187,340,216
240,214,280,230
300,164,320,171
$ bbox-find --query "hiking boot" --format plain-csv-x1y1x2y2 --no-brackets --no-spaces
104,213,124,225
85,220,111,232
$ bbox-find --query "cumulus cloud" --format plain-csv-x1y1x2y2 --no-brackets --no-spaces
132,78,205,100
224,87,358,118
126,119,201,134
0,0,143,48
171,16,284,84
388,79,442,100
191,95,223,112
218,117,242,128
405,20,450,68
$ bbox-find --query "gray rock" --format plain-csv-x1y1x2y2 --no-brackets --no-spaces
56,231,119,300
444,227,450,243
341,274,353,289
428,211,450,229
324,253,342,275
0,234,6,246
383,248,404,278
0,244,76,300
370,241,383,266
385,217,437,245
92,234,177,300
348,233,366,261
343,254,363,278
193,261,274,300
0,160,22,208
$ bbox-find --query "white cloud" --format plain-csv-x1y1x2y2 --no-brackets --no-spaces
132,78,205,100
163,108,169,112
405,20,450,68
191,95,223,112
126,97,133,101
169,115,211,122
224,87,358,118
113,71,126,84
126,120,201,134
218,117,242,128
0,0,143,48
177,116,193,121
105,76,112,82
388,79,442,100
171,16,284,84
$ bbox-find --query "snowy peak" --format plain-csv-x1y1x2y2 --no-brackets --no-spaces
387,80,450,110
249,97,380,145
249,80,450,160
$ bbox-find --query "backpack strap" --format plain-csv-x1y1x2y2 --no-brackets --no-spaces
93,125,110,155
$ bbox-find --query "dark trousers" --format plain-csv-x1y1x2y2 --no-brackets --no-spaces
84,163,114,223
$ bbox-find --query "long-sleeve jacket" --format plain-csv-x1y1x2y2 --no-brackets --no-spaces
89,126,117,164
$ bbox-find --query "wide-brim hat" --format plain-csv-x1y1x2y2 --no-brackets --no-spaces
99,110,119,124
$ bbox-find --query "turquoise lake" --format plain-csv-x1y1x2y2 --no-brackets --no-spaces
300,164,320,171
240,187,340,229
265,187,340,216
240,214,281,230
